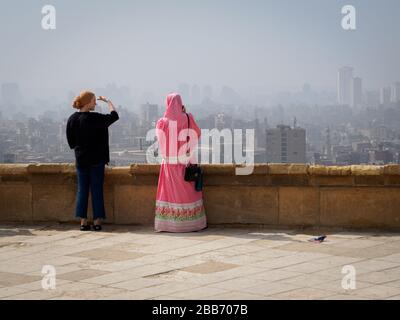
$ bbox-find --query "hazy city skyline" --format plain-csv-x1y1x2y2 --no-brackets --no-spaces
1,1,400,167
1,0,400,106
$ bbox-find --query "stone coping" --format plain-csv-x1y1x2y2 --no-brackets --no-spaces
0,163,399,176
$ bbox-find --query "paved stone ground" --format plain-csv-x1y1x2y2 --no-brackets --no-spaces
1,224,400,300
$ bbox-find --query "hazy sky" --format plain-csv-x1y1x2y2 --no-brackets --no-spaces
1,0,399,102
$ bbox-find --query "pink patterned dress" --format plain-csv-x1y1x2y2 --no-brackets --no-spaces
154,93,207,233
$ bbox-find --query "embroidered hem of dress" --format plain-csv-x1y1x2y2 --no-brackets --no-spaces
155,199,205,222
155,212,207,233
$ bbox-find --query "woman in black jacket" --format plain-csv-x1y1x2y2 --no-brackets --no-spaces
66,91,119,231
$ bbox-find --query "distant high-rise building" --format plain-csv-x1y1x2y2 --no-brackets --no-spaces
140,103,158,126
337,66,354,105
351,77,363,108
266,125,306,163
3,153,17,163
325,127,332,160
380,87,391,105
59,123,65,153
215,114,224,130
391,82,400,103
214,113,232,130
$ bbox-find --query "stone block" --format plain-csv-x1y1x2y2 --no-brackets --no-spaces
279,187,320,226
309,165,351,176
320,187,400,228
384,165,400,176
130,164,160,175
32,184,76,222
268,163,309,175
202,164,235,175
0,184,32,222
351,165,384,176
309,176,354,187
203,186,278,225
114,185,157,225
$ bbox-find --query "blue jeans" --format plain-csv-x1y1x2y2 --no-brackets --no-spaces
75,161,106,220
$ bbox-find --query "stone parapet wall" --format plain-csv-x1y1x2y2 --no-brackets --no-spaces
0,164,399,229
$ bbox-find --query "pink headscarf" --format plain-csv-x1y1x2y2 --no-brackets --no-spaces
157,93,201,161
164,93,186,122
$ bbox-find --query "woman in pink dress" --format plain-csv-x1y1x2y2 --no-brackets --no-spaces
154,93,207,233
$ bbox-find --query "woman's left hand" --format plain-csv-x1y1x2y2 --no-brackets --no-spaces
98,96,109,103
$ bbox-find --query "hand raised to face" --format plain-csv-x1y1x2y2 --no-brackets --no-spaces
97,96,109,103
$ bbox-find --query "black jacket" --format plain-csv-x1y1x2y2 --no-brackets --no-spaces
66,111,119,166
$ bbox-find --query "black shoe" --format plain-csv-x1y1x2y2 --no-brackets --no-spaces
80,224,91,231
93,224,102,232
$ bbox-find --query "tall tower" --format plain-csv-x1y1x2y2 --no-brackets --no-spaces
351,77,363,108
140,103,158,127
380,87,391,105
326,127,332,160
391,82,400,103
337,66,354,105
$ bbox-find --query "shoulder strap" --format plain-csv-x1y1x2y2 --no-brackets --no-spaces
185,113,190,154
186,113,190,139
186,112,190,127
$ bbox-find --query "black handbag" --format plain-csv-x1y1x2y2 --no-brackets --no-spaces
183,113,203,191
184,163,201,182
